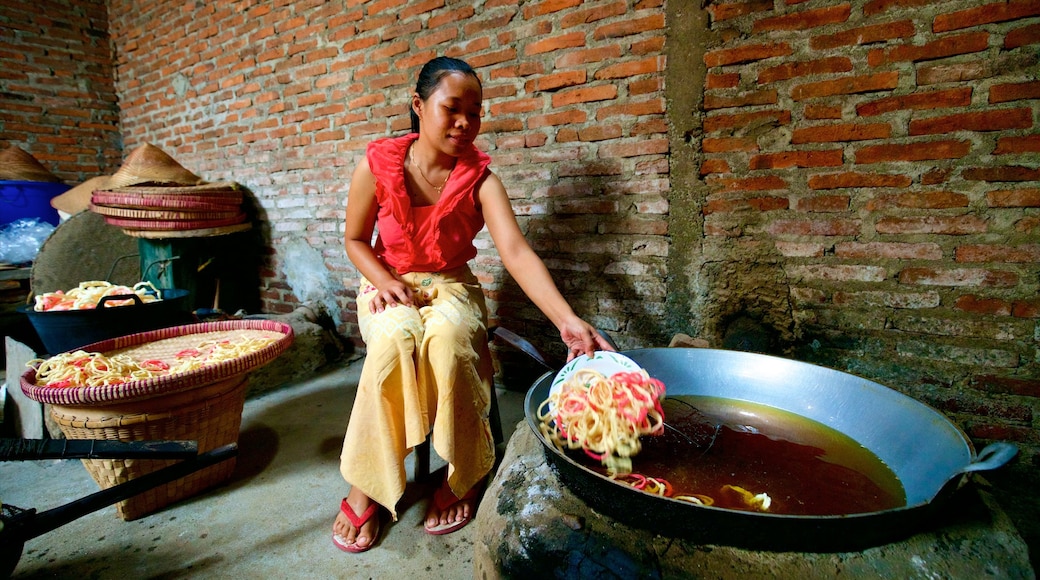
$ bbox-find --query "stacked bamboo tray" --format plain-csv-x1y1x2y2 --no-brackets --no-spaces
90,182,250,238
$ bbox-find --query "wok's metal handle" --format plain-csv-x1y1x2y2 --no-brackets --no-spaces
962,441,1018,473
491,327,561,370
491,326,619,372
96,293,144,308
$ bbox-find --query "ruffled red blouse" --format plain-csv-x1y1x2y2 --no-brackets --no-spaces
366,134,491,274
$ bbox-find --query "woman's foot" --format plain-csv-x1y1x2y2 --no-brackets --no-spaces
424,479,479,535
332,488,381,552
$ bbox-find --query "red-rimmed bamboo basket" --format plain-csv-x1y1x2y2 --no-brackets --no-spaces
20,320,294,520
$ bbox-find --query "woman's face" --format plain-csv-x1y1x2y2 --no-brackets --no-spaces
414,72,482,156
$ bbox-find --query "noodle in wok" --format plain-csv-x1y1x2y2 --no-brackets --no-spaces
537,368,666,475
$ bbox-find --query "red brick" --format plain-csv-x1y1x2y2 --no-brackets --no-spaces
811,20,915,50
792,72,899,101
524,0,582,18
856,88,972,117
593,14,665,39
876,215,988,235
708,0,773,22
909,109,1033,136
758,56,852,84
594,98,665,120
552,84,617,107
753,4,851,33
855,140,971,164
595,57,664,80
526,31,585,56
526,70,586,92
918,54,1040,85
866,190,969,210
703,89,778,110
750,149,843,169
1005,22,1040,49
577,124,623,142
555,46,623,68
836,242,943,260
990,80,1040,104
994,135,1040,155
934,0,1040,33
560,1,628,28
528,109,587,128
956,244,1040,263
868,32,989,66
597,138,668,158
1012,298,1040,318
808,172,912,189
704,42,793,67
863,0,943,16
765,218,861,236
987,188,1040,207
703,109,791,133
700,158,732,175
707,73,740,89
964,166,1040,182
898,267,1019,287
791,122,891,143
707,175,788,192
703,137,759,153
956,295,1014,316
794,194,849,212
971,374,1040,398
703,196,789,214
805,104,843,119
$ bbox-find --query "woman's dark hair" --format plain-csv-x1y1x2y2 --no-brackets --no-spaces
410,57,481,133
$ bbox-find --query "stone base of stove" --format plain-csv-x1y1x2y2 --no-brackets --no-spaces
473,424,1034,579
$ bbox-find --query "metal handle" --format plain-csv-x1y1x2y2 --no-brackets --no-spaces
96,293,144,308
962,441,1018,473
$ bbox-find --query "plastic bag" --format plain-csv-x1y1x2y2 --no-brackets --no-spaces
0,218,55,265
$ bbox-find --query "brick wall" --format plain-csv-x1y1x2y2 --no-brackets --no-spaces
690,0,1039,445
0,0,121,181
102,0,671,361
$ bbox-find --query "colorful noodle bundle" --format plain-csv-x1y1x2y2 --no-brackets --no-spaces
538,368,666,475
28,335,279,388
33,281,163,312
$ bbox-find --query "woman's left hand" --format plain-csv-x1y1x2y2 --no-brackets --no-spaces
559,318,616,361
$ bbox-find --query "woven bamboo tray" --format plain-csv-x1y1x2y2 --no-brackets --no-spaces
20,320,294,521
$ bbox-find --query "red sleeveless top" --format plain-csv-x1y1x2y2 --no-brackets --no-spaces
366,134,491,274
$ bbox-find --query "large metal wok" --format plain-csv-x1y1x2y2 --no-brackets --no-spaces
518,343,1017,552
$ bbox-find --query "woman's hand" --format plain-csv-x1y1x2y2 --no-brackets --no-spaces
559,317,616,361
368,278,414,313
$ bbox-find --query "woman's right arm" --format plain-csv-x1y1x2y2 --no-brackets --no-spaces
344,158,413,312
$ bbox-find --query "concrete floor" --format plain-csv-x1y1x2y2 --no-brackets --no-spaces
1,358,528,579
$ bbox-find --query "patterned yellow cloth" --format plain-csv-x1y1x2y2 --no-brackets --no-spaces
339,265,495,519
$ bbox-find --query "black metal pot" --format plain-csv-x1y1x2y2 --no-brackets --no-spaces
521,346,1017,552
19,288,192,355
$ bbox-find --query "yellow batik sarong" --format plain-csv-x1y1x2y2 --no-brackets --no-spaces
339,265,495,519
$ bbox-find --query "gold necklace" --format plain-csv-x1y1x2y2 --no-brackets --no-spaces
410,145,452,193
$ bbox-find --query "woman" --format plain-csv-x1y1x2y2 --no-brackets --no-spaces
332,56,613,553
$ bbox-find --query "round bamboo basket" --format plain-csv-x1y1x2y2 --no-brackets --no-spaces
51,375,248,520
22,320,295,520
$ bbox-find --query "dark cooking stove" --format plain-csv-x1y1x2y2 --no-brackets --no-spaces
472,427,1034,579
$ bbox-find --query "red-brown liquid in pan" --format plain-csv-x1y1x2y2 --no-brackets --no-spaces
577,396,907,516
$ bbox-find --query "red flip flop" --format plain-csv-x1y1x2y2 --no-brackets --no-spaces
332,498,380,553
424,482,479,536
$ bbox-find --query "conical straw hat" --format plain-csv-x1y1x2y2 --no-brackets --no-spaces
107,143,203,188
0,145,63,182
51,175,112,216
